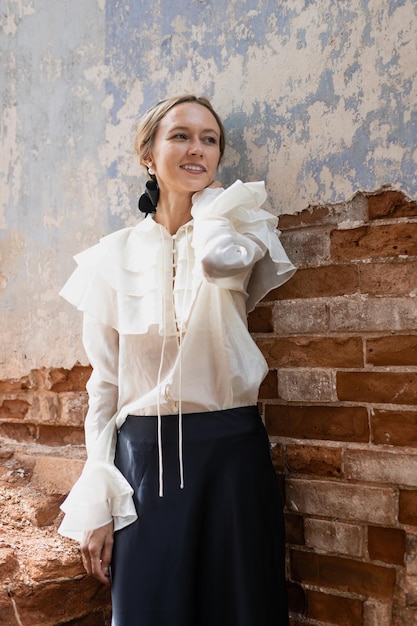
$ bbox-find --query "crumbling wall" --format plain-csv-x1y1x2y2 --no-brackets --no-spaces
251,188,417,625
0,367,111,625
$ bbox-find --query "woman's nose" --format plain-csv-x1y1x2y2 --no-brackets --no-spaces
188,141,203,156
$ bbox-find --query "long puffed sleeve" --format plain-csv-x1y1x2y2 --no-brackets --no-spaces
192,190,266,280
82,314,119,455
58,318,137,541
191,180,296,311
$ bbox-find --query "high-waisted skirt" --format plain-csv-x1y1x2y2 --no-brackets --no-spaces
111,406,288,626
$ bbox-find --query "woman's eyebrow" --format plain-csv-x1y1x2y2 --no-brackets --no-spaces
169,125,219,136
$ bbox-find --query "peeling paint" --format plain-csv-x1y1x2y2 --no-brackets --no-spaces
103,0,417,214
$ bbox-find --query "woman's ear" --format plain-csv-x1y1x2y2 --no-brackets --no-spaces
142,151,153,168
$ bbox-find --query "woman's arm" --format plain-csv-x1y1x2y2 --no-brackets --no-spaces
82,313,119,455
191,185,267,281
79,314,119,582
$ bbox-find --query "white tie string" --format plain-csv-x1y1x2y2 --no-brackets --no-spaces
156,228,167,498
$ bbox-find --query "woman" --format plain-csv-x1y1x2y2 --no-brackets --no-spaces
59,95,295,625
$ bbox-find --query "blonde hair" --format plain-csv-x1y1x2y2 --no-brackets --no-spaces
135,95,226,168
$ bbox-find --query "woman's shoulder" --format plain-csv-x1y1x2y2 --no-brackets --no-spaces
74,218,159,272
60,218,166,333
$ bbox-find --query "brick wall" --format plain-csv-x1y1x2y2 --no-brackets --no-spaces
1,187,416,624
0,367,111,625
250,188,417,626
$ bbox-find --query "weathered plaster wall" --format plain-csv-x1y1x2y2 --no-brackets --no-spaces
1,0,108,377
1,0,417,376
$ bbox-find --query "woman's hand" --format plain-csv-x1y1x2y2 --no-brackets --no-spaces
80,520,114,585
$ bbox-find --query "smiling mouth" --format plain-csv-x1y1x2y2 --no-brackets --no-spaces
181,164,206,173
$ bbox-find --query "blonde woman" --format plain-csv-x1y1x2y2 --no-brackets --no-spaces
59,95,295,626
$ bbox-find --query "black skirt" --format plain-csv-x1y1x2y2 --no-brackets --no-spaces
111,406,288,626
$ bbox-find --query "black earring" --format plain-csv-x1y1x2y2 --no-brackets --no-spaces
138,178,159,215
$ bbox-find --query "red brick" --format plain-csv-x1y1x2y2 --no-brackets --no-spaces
37,425,85,446
258,370,278,399
366,335,417,366
344,449,417,487
286,478,397,525
0,374,36,392
278,369,335,402
58,392,89,426
404,534,417,576
269,265,359,300
399,490,417,526
337,371,417,405
304,519,363,557
31,457,84,495
47,365,92,392
24,541,84,580
286,581,306,615
368,526,405,565
371,409,417,447
330,296,416,332
286,444,342,477
0,546,19,580
359,260,417,296
270,442,284,472
12,577,111,626
35,395,59,426
0,398,30,420
0,422,37,442
290,549,396,599
0,447,13,459
279,229,331,266
273,299,329,334
363,600,392,626
265,404,369,442
279,205,331,228
306,589,363,625
331,223,417,260
278,194,367,229
247,305,273,332
1,588,29,626
368,189,417,220
61,611,112,626
0,603,16,626
285,513,305,546
257,336,363,368
404,574,417,607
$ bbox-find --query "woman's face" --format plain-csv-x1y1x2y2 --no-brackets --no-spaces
146,102,222,197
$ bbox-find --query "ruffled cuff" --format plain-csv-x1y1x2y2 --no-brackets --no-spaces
192,180,296,311
191,180,267,219
58,460,137,542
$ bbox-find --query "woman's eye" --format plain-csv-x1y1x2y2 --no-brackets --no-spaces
204,136,217,144
173,133,187,140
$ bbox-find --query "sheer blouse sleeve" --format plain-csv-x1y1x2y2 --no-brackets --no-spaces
191,180,296,311
58,280,138,540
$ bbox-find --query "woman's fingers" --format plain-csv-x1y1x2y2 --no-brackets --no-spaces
99,526,114,583
80,521,114,585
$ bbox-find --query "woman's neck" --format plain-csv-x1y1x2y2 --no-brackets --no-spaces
154,192,193,235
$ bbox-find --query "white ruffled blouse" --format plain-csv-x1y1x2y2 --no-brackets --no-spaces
58,180,296,541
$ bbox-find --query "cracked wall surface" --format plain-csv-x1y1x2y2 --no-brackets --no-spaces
1,0,417,375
